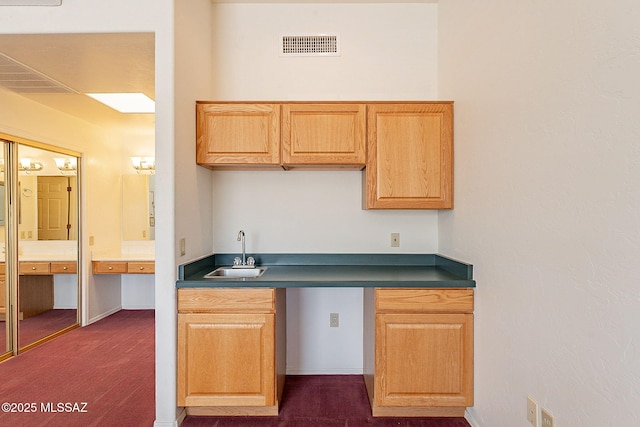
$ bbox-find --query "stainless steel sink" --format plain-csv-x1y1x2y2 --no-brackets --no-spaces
204,266,267,279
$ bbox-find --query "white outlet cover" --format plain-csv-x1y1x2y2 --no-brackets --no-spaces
541,408,554,427
527,396,538,426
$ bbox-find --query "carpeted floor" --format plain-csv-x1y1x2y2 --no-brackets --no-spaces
1,308,78,352
0,309,155,427
181,375,471,427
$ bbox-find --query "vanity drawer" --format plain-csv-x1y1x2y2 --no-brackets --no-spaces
127,262,155,274
178,288,276,313
19,262,51,275
50,261,77,274
92,261,128,274
376,288,474,313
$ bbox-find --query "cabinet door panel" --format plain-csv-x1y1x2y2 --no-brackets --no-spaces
366,103,453,209
178,313,275,407
196,103,280,166
282,103,366,167
375,313,473,407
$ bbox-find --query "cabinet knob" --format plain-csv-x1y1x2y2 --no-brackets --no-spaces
139,266,144,271
108,266,113,270
63,266,68,270
31,267,36,270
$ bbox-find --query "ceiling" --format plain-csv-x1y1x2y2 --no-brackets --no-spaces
0,32,155,130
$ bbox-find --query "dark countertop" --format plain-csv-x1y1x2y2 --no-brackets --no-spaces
177,253,475,289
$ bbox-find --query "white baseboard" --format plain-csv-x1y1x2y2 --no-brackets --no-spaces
88,306,121,325
465,409,481,427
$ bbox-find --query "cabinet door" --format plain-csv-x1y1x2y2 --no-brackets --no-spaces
177,313,275,407
365,103,453,209
282,103,366,168
196,103,281,167
375,312,473,407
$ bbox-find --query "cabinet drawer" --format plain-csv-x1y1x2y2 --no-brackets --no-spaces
50,262,77,274
92,261,128,274
376,288,473,313
127,262,155,274
178,288,275,313
19,262,51,275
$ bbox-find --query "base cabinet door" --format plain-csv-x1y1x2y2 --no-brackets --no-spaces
375,313,473,408
177,313,275,407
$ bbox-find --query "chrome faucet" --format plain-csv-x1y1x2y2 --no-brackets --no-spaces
233,230,255,268
237,230,246,266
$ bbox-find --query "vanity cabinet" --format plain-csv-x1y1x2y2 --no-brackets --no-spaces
177,288,286,416
92,261,155,274
281,103,366,168
196,103,281,168
364,288,473,417
365,102,453,209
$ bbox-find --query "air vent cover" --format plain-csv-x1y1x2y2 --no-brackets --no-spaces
280,34,340,57
0,52,75,94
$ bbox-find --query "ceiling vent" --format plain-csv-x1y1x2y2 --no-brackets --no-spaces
0,52,75,94
280,34,340,57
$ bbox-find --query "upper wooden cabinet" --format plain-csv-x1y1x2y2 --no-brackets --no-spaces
196,101,454,209
196,103,281,168
365,103,453,209
281,103,366,168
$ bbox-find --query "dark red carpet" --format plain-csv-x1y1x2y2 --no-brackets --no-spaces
0,309,155,427
182,375,471,427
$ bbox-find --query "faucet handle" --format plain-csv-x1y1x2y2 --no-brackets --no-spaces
233,257,242,266
247,257,255,267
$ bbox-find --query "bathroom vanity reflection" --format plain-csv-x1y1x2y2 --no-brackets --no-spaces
1,137,81,359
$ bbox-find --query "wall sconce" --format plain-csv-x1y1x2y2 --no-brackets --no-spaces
18,158,44,174
131,157,155,175
54,157,77,175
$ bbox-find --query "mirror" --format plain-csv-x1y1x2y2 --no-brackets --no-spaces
17,145,78,241
122,174,155,240
17,143,79,350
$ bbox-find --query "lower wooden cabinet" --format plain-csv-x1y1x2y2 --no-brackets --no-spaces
177,288,286,416
364,288,474,417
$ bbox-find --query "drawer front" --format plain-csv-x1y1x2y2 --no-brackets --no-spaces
376,288,474,313
19,262,51,275
127,262,155,274
178,288,275,313
92,261,128,274
50,262,77,274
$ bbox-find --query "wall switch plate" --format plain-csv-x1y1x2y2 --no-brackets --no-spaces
390,233,400,247
541,408,554,427
179,238,186,256
527,396,538,426
330,313,339,327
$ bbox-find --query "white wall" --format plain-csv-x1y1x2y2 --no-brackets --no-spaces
209,2,439,374
439,1,640,426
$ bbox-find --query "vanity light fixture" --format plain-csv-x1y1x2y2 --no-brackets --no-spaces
54,157,77,175
18,158,43,174
131,157,155,175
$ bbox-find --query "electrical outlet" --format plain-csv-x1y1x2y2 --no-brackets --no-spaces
330,313,339,327
527,396,538,426
89,236,95,246
390,233,400,247
179,238,186,256
541,408,554,427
